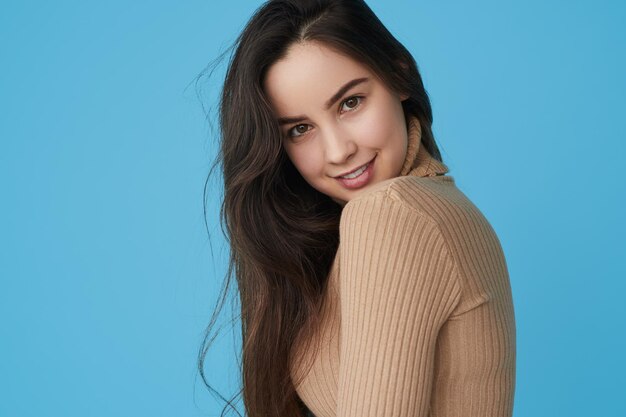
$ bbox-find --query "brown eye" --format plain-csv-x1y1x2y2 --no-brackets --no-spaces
287,123,310,139
345,97,358,108
341,96,364,112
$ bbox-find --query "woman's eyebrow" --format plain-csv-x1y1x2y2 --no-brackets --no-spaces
277,77,370,126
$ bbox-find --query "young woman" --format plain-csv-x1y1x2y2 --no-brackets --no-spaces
200,1,516,416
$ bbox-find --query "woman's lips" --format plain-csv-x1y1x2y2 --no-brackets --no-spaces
335,155,376,189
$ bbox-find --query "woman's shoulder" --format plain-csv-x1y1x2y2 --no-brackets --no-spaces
340,174,509,318
341,174,501,251
342,174,464,222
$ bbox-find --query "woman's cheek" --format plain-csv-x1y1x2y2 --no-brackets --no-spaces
288,148,314,177
352,114,386,147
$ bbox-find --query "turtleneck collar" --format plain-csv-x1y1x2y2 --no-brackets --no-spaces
400,115,449,178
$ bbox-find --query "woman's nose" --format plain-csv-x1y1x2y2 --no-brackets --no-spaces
323,128,357,165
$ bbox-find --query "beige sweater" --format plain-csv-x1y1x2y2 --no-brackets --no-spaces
290,115,516,417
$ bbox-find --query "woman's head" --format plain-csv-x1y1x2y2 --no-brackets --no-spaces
203,1,445,416
219,0,440,209
264,40,410,205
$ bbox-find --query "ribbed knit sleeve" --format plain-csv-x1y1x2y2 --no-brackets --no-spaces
337,189,462,417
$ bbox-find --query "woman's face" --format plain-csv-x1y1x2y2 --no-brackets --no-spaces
263,41,409,206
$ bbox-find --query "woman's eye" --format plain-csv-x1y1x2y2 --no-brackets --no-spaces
287,124,310,139
341,95,363,112
286,96,364,139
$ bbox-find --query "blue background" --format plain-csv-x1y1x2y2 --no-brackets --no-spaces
1,1,624,416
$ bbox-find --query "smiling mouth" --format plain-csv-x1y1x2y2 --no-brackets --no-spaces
334,156,376,178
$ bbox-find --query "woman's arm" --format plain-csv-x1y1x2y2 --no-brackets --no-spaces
337,190,462,417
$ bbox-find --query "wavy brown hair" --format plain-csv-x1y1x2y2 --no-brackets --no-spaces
196,1,446,416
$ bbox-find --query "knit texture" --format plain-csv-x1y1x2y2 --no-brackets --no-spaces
290,115,516,417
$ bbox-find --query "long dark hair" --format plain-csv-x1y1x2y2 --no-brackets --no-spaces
196,1,445,416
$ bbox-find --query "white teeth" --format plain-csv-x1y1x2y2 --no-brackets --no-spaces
340,162,369,179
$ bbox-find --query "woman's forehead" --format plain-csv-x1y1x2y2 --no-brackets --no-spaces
264,42,374,114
